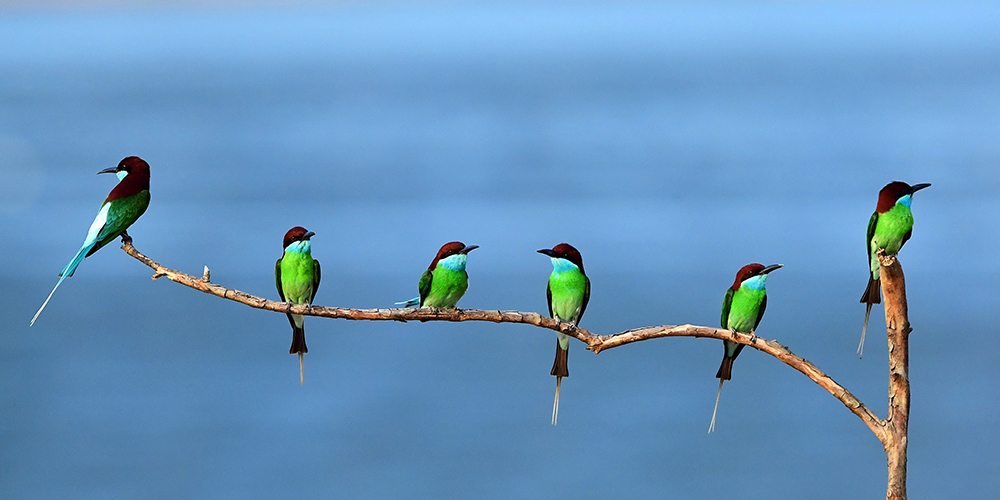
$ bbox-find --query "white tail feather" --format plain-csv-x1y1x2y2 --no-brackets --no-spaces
858,303,872,359
551,376,561,426
299,353,305,385
30,275,69,327
708,379,724,433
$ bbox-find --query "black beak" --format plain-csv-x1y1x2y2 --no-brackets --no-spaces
909,183,931,194
460,245,479,254
761,264,784,275
302,231,316,240
537,248,556,257
97,167,118,175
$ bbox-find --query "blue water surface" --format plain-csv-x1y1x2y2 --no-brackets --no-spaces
1,2,998,499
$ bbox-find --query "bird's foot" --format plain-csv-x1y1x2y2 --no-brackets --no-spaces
729,327,738,340
749,330,758,345
120,231,133,245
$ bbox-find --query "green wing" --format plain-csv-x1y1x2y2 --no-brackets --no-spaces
865,211,878,270
721,288,734,329
311,259,321,303
545,281,553,318
578,275,591,323
417,269,433,307
275,258,285,301
87,191,150,257
754,294,768,331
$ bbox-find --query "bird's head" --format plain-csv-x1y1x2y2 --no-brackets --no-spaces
537,243,585,274
876,181,931,213
731,263,782,291
99,156,150,182
430,241,478,271
282,226,316,252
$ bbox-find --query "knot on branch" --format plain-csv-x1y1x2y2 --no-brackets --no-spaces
876,249,897,267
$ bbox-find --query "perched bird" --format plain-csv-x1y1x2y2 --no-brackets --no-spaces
398,241,478,309
276,227,321,385
858,181,931,358
31,156,151,326
537,243,590,426
710,263,782,433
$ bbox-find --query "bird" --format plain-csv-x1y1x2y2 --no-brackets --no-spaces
537,243,590,426
276,226,321,385
397,241,478,309
709,262,782,433
858,181,931,358
30,156,151,326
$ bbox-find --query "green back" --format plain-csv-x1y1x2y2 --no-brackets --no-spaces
420,265,468,308
724,286,767,333
869,204,914,276
546,268,590,325
86,190,150,257
276,251,320,305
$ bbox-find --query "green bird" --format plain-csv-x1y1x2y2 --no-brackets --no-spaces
398,241,478,309
276,226,321,385
31,156,151,326
537,243,590,426
710,263,782,433
859,181,931,358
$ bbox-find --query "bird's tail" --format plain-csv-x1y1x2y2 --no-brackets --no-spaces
61,245,90,279
550,339,569,426
859,276,881,359
552,376,562,426
290,325,308,385
861,276,882,305
395,297,420,308
715,355,735,381
30,245,92,326
709,379,724,433
550,340,569,378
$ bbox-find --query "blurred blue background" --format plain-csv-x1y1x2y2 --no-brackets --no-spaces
1,1,998,498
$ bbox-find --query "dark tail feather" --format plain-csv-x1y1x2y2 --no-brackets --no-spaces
861,276,881,304
859,277,881,359
290,326,307,385
715,355,735,381
550,341,569,378
289,326,308,355
550,341,568,425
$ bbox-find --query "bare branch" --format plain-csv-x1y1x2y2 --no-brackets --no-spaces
878,251,911,500
120,241,886,442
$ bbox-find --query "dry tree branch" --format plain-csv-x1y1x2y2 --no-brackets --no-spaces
123,241,913,498
120,240,889,444
878,251,911,500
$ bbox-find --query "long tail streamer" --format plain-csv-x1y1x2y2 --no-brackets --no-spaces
709,379,724,434
551,377,562,426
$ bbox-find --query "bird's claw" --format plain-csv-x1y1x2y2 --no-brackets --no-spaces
729,327,738,339
120,232,133,245
749,331,758,345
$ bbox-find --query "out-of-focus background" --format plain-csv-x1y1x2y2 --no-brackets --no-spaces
2,2,997,498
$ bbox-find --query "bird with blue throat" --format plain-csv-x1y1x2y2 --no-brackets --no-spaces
31,156,151,326
397,241,478,309
858,181,930,359
709,262,782,433
276,226,321,385
537,243,590,426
